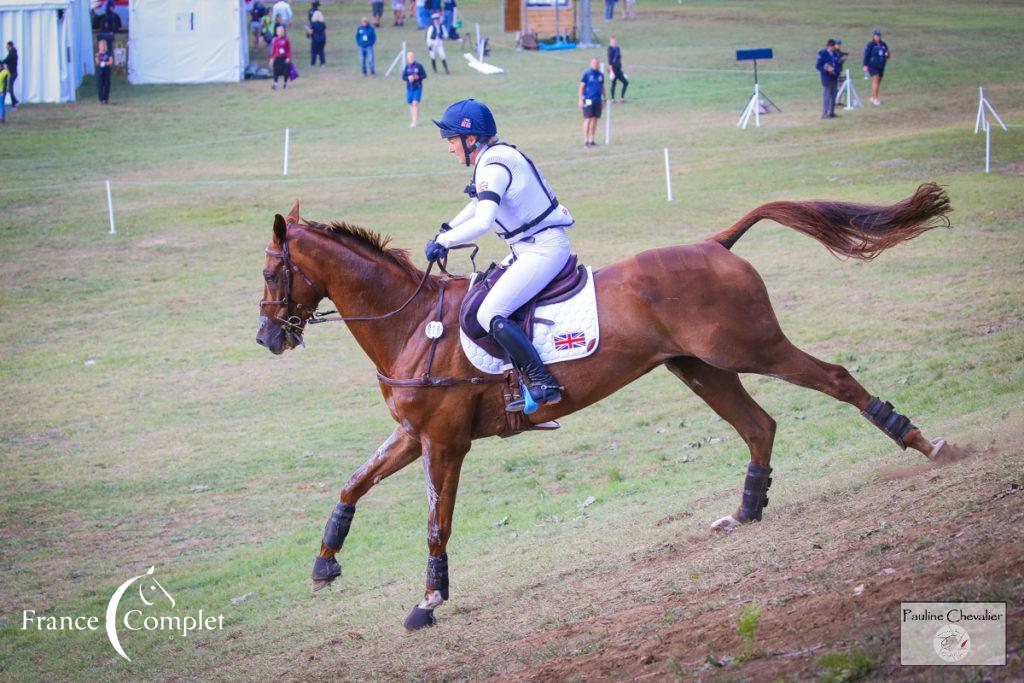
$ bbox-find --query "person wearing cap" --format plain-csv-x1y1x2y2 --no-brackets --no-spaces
579,57,605,146
863,29,890,105
401,51,427,127
425,13,450,74
815,38,840,119
426,99,576,410
355,17,377,76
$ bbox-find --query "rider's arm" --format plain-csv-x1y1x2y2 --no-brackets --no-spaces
447,201,477,228
436,164,511,248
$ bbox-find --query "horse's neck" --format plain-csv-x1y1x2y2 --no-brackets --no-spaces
299,232,432,373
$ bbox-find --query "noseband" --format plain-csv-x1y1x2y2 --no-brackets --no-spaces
260,238,321,336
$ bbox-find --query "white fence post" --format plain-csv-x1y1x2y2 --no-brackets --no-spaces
663,148,673,202
105,180,116,235
283,128,290,176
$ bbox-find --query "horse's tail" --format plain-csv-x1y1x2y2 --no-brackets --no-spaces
710,183,951,260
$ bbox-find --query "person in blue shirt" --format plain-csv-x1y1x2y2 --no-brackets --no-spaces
815,38,840,119
401,51,427,127
442,0,456,36
578,58,605,147
862,29,891,106
355,17,377,76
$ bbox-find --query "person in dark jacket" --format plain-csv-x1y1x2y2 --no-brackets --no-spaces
863,29,891,105
607,36,627,102
3,41,17,109
95,39,113,103
355,18,376,76
815,38,840,119
307,10,327,66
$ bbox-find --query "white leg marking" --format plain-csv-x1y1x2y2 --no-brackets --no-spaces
711,514,742,532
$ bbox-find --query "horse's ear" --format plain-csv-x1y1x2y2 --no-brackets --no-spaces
286,199,301,223
273,214,287,244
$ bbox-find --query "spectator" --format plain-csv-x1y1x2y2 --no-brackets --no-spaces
442,0,456,35
370,0,384,27
307,10,326,66
0,61,8,123
622,0,635,20
272,0,293,29
604,0,616,22
578,57,605,146
3,41,18,109
392,0,405,27
307,1,320,22
260,12,276,47
863,29,890,106
401,51,426,127
95,38,113,104
815,38,840,119
270,25,292,89
415,0,429,29
355,18,376,76
103,0,117,32
607,36,628,102
251,1,268,46
426,14,450,74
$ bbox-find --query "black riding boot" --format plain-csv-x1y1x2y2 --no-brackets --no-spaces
442,58,449,74
431,58,438,73
490,316,562,411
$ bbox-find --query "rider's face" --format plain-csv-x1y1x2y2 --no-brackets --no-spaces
446,135,479,164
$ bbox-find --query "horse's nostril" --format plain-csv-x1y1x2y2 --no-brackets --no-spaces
256,337,266,347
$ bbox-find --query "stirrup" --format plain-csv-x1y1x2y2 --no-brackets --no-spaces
506,381,561,414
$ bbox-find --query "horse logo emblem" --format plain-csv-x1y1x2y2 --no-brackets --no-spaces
933,623,970,662
105,566,174,662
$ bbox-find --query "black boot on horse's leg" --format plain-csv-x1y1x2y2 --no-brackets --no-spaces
738,462,772,522
862,396,945,459
490,316,561,412
404,552,448,631
312,502,355,591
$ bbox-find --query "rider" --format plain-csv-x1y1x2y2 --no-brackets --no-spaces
426,99,575,411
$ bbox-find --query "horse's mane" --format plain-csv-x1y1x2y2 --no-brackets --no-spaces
300,219,437,284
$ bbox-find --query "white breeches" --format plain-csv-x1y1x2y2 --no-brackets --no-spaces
477,228,572,331
428,40,446,60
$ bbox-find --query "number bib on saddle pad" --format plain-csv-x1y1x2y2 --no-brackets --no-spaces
459,265,600,374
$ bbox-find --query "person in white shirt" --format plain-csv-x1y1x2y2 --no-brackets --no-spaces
272,0,293,28
425,14,450,74
425,99,575,410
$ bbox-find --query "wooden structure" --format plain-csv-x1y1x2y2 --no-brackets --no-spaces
504,0,574,39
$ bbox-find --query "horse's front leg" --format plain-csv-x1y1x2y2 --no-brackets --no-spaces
312,427,421,591
403,435,469,631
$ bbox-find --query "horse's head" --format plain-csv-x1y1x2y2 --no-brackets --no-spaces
256,201,325,355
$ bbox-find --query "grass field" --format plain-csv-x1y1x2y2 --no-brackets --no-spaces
2,0,1023,680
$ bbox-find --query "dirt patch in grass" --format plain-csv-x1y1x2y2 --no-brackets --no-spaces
417,439,1023,681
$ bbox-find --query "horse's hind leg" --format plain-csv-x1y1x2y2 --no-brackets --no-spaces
311,427,421,591
666,357,777,531
750,340,944,459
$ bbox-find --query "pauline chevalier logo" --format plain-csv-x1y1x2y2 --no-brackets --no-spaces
22,565,225,662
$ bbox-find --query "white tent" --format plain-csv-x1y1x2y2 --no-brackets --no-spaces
128,0,248,84
0,0,93,103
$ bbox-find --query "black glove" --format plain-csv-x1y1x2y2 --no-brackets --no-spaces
439,222,453,233
425,239,448,262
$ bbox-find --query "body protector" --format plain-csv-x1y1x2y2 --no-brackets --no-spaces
436,143,575,248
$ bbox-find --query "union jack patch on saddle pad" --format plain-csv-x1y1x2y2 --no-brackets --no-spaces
554,331,586,351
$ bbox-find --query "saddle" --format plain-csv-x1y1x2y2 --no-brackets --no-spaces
459,253,588,359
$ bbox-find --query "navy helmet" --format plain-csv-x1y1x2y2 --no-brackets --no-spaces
433,99,498,140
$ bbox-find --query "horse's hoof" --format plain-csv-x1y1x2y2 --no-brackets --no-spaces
311,555,341,592
711,514,742,532
928,438,946,460
403,606,437,631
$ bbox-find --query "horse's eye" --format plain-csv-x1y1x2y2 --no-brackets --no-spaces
264,272,276,283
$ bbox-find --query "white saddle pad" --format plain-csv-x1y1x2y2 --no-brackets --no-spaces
460,267,600,374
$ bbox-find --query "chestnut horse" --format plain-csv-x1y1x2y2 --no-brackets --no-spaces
256,184,951,630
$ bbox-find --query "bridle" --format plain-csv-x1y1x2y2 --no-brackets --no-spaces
259,227,478,336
